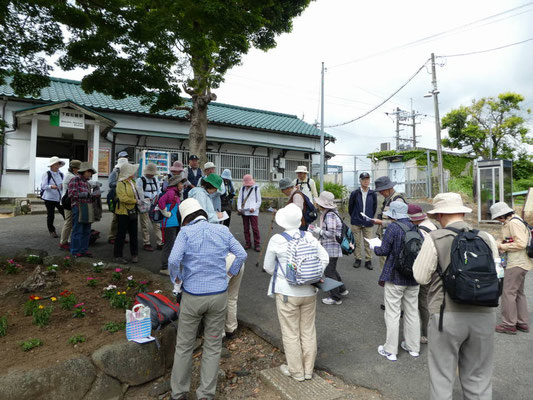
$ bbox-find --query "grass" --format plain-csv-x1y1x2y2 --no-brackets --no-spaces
21,338,43,351
448,176,473,200
0,315,7,337
68,334,86,345
102,321,126,333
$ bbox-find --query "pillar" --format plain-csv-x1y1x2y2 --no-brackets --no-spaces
93,123,100,180
29,117,38,195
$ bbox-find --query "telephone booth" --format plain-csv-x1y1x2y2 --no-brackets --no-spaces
476,159,513,222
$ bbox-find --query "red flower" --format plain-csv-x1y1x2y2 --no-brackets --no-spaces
60,290,72,297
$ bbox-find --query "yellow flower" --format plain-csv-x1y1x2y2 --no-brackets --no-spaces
116,291,120,295
34,296,40,300
51,297,57,301
121,291,126,295
38,305,44,309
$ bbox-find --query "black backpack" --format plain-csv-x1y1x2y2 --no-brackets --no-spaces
394,221,424,280
61,190,71,210
292,190,317,224
511,217,533,259
437,227,502,331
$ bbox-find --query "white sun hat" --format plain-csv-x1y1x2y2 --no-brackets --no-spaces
275,203,303,230
490,202,514,220
427,193,472,215
48,156,65,167
294,165,308,174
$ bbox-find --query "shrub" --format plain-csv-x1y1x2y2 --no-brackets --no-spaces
21,338,43,351
63,256,72,267
260,183,281,198
102,321,126,333
86,277,98,288
47,264,59,271
126,275,136,288
26,255,40,264
4,259,22,274
92,261,104,273
24,295,41,316
112,268,122,282
33,305,53,327
109,291,132,310
68,334,86,344
138,281,148,293
514,179,533,193
448,176,474,199
59,290,77,310
0,315,7,337
323,182,348,199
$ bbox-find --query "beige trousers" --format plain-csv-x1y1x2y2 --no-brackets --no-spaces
501,267,530,328
139,212,163,246
60,209,73,245
108,213,118,240
383,282,420,355
225,264,245,333
352,225,373,261
275,294,317,379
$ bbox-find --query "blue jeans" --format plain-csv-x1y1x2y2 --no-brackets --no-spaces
71,205,91,255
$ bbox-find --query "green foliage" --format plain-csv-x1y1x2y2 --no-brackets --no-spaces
109,292,132,310
513,153,533,180
68,334,86,345
26,254,40,264
33,305,53,327
47,264,59,272
59,291,77,311
260,183,282,198
24,300,39,316
21,338,43,352
448,176,474,199
441,92,532,160
323,182,348,199
514,179,533,192
102,321,126,333
0,315,7,337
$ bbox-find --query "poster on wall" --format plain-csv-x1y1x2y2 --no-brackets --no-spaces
89,148,111,176
50,108,85,129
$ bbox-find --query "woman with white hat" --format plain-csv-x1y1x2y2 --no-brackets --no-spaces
490,201,532,335
107,157,129,244
292,165,318,202
263,203,329,381
113,163,142,264
41,156,66,238
310,191,349,305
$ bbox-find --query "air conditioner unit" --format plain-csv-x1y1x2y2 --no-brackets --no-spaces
380,142,391,151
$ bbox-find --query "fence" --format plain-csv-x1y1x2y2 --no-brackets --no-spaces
371,166,449,199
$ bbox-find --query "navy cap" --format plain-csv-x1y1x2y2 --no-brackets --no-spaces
359,172,370,179
188,154,199,160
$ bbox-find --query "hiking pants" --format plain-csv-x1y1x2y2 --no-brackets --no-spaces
501,267,529,328
70,205,91,255
428,312,495,400
171,291,228,400
242,215,260,248
114,214,138,258
108,213,118,240
275,294,317,379
324,257,346,301
226,264,245,333
140,212,163,246
60,209,73,245
44,200,64,233
419,284,430,337
352,225,373,262
161,226,178,270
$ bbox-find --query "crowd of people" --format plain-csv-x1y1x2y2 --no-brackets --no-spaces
39,154,531,400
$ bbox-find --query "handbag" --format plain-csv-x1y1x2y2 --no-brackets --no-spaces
127,206,138,220
125,304,152,340
78,202,95,224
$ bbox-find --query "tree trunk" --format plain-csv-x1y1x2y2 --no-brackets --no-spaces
188,95,209,166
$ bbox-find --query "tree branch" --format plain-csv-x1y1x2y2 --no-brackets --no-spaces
174,105,192,111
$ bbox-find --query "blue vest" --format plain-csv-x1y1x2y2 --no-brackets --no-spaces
188,168,202,187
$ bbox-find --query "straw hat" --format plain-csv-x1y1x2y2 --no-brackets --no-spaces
78,162,96,174
69,159,82,169
374,176,396,192
179,198,204,223
427,193,472,215
170,161,184,174
275,203,303,230
315,191,336,209
242,174,255,187
203,173,223,190
490,202,514,220
144,163,158,176
383,201,409,220
204,162,216,170
114,157,129,169
48,156,65,167
278,178,294,190
408,204,427,222
294,165,309,174
118,163,139,181
221,169,233,180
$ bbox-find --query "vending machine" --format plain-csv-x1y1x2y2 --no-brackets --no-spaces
141,150,171,176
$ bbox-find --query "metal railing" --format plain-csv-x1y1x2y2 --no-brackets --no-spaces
371,166,449,198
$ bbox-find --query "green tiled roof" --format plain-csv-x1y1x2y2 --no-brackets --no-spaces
1,76,334,140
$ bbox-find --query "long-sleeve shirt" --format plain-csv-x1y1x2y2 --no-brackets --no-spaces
292,177,318,201
115,179,139,216
158,186,180,228
62,172,77,193
108,167,119,189
168,218,247,295
41,170,64,202
188,187,219,223
68,176,92,207
198,176,225,211
237,185,262,216
374,217,419,286
318,210,343,258
499,216,533,271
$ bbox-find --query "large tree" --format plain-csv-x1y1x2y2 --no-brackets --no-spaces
1,0,312,163
441,92,532,160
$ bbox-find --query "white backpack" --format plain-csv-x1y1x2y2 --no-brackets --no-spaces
272,231,323,292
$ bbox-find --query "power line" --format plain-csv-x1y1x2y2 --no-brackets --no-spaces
329,2,533,69
437,37,533,58
325,59,430,128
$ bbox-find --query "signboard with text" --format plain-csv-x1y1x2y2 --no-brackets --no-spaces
50,108,85,129
89,148,111,176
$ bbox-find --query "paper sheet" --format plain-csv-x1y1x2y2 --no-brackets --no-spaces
365,237,382,248
218,211,229,222
131,336,155,344
360,212,373,221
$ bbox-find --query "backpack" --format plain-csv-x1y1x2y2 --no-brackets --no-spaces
324,210,356,255
151,194,179,223
134,292,179,331
61,189,71,210
296,179,312,194
106,187,118,213
40,171,64,198
291,190,317,224
437,227,502,331
272,231,323,293
394,221,424,279
511,217,533,258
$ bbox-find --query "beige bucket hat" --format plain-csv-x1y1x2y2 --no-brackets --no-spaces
490,202,514,220
118,163,140,181
294,165,309,174
427,193,472,215
315,191,336,209
48,156,65,167
144,163,158,176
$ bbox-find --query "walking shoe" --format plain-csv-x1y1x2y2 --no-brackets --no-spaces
50,231,59,238
279,364,305,382
304,373,313,380
143,244,154,252
80,251,93,258
365,261,373,270
131,256,138,263
322,297,342,305
159,268,170,276
59,243,70,250
420,336,428,344
156,244,163,250
516,323,530,333
495,324,517,335
113,257,128,264
244,244,251,250
353,259,361,268
254,246,261,252
377,345,397,361
340,289,349,296
170,395,186,400
108,239,115,244
400,341,420,357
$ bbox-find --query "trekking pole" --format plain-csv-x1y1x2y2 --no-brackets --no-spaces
256,210,276,268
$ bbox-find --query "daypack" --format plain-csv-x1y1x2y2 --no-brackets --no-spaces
151,194,179,223
437,227,502,331
296,179,312,194
61,189,71,210
106,187,118,213
394,221,424,279
324,210,356,255
511,217,533,258
134,292,179,331
40,171,64,198
291,190,317,224
272,231,323,293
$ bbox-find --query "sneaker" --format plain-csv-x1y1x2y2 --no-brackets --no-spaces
50,231,59,238
377,345,397,361
304,374,313,380
420,336,428,344
353,259,361,268
340,289,349,296
59,243,70,250
143,244,154,252
156,244,163,250
113,257,128,264
255,246,261,252
400,341,420,357
159,268,170,276
322,297,342,305
365,261,373,270
495,324,517,335
516,323,530,333
279,364,305,382
131,256,138,263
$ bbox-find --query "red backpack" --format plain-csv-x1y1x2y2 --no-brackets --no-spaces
134,292,179,331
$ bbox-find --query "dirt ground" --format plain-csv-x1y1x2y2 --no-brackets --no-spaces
0,258,171,372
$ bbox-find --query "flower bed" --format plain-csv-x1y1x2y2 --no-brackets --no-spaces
0,257,173,372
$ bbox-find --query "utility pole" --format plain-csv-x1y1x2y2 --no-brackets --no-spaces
353,156,357,190
395,107,400,150
386,108,423,149
320,62,325,193
412,110,417,148
430,53,445,193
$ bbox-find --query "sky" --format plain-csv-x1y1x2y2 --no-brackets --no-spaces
55,0,533,187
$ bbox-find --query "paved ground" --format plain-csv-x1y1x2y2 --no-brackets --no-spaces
1,211,531,400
